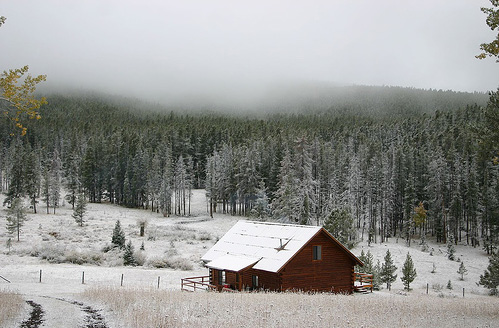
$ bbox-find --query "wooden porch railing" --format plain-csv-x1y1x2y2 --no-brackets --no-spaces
181,275,215,292
353,272,373,293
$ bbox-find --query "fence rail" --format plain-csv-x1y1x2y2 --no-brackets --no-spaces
353,272,373,293
0,274,11,283
181,275,215,292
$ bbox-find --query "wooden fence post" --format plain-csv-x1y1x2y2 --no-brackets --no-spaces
426,283,429,294
82,271,85,284
121,273,124,287
39,270,42,283
158,276,160,289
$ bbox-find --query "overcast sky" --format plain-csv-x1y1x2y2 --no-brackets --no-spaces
1,0,498,106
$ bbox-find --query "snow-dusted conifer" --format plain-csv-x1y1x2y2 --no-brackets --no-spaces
112,220,126,249
250,180,270,220
356,250,366,273
364,250,374,274
123,240,137,266
479,251,499,295
49,149,62,214
72,193,87,227
401,252,417,290
380,249,397,289
447,240,456,261
457,261,468,280
63,150,82,209
323,207,356,249
6,198,27,241
23,143,41,213
373,260,382,290
272,149,300,223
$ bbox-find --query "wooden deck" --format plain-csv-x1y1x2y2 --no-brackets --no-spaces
353,272,373,293
182,272,372,293
181,275,215,292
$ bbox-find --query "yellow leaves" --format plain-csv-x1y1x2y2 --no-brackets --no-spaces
477,2,499,61
0,65,47,136
412,201,427,228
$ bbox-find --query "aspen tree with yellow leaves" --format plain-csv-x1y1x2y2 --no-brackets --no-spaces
477,0,499,62
0,16,47,136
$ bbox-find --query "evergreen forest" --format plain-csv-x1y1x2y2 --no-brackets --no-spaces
1,85,498,252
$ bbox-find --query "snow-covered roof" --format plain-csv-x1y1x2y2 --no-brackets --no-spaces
205,254,260,271
202,220,323,273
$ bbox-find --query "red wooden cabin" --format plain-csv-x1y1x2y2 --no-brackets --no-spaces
200,220,363,294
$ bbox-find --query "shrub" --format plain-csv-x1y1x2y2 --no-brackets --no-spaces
147,256,193,270
133,251,147,266
64,250,103,265
32,244,66,263
31,244,103,265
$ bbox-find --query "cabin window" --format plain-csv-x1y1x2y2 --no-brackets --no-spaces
218,270,226,285
252,275,259,288
236,273,239,283
313,245,322,260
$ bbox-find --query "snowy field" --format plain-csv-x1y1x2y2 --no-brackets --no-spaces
1,190,498,327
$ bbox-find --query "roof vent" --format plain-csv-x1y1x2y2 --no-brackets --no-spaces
275,238,290,251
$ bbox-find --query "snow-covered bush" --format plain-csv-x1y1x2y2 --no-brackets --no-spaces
133,250,147,266
147,256,193,270
64,250,102,265
31,244,66,263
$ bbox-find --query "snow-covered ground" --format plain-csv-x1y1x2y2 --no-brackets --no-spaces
0,190,497,327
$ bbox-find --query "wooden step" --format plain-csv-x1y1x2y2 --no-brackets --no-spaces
353,287,369,294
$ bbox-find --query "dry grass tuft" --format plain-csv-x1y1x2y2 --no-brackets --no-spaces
0,289,25,327
84,287,499,328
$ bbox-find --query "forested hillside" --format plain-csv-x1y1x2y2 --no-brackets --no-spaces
0,85,497,252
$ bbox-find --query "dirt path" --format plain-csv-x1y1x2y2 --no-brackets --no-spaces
17,295,108,328
20,300,44,328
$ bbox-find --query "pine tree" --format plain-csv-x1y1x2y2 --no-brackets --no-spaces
23,143,41,214
373,259,382,290
4,140,25,206
323,207,357,249
363,250,374,274
401,252,417,290
6,198,27,241
250,180,271,220
479,251,499,295
72,193,87,227
6,237,12,253
49,149,62,214
380,249,397,290
123,240,137,266
272,149,300,223
447,240,456,261
41,157,51,214
63,149,82,209
457,261,468,280
111,220,126,249
356,250,366,273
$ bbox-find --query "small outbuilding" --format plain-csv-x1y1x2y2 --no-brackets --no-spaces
200,220,364,294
